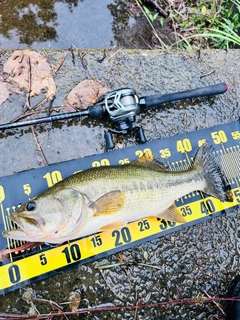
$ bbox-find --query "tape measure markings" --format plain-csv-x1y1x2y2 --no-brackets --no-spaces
0,185,239,293
222,148,240,186
2,142,238,250
0,121,239,294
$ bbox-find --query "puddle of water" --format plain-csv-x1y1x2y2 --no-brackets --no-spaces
54,1,114,49
0,0,115,49
0,0,172,50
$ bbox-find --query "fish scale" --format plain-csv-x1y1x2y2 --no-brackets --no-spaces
2,143,231,244
0,120,239,294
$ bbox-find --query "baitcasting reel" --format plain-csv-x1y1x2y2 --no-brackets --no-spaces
103,88,147,149
0,83,228,150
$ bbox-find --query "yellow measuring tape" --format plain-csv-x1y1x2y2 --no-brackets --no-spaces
0,121,239,294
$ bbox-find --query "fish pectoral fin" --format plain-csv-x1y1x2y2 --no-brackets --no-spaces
91,190,126,216
98,221,126,232
159,203,186,223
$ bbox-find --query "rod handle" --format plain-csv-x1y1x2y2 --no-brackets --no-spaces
141,83,228,109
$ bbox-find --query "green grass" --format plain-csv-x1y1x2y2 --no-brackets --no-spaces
140,0,240,49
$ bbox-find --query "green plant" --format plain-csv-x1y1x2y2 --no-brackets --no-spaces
143,5,164,26
138,0,240,49
178,0,240,49
143,6,159,23
188,22,240,49
179,0,240,48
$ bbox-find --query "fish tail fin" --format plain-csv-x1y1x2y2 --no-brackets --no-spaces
194,143,233,202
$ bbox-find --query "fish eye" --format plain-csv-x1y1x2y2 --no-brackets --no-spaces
26,201,36,211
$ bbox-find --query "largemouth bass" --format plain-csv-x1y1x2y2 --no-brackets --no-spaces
2,144,232,244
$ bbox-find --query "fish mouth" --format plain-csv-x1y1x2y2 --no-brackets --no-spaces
8,212,25,229
2,212,39,241
2,212,29,240
2,228,28,241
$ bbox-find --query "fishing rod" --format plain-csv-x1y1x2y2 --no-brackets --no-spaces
0,82,228,149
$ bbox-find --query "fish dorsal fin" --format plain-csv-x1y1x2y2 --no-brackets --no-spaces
132,154,168,171
134,152,154,163
90,190,126,216
159,203,186,223
98,221,126,232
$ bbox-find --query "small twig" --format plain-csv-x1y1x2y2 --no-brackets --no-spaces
143,0,168,17
106,47,123,61
69,45,76,66
11,95,54,123
182,113,187,126
97,49,107,63
54,51,68,73
199,69,216,78
31,125,49,166
31,298,69,320
138,262,163,270
24,55,32,111
202,289,226,316
43,51,61,75
96,261,163,271
0,297,239,319
139,34,154,49
46,95,55,116
77,49,90,70
134,289,138,320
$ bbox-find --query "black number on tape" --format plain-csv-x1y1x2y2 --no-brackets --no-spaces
180,205,192,217
138,220,150,231
8,265,21,284
91,235,103,247
40,253,47,265
112,227,132,247
234,190,240,203
62,244,81,263
200,199,215,215
158,219,176,230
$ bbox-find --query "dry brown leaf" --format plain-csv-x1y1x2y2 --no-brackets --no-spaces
0,75,22,105
0,80,10,105
117,252,128,263
65,79,110,112
68,291,81,312
3,50,56,98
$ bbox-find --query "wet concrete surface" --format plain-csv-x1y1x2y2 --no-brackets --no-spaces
0,49,239,319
